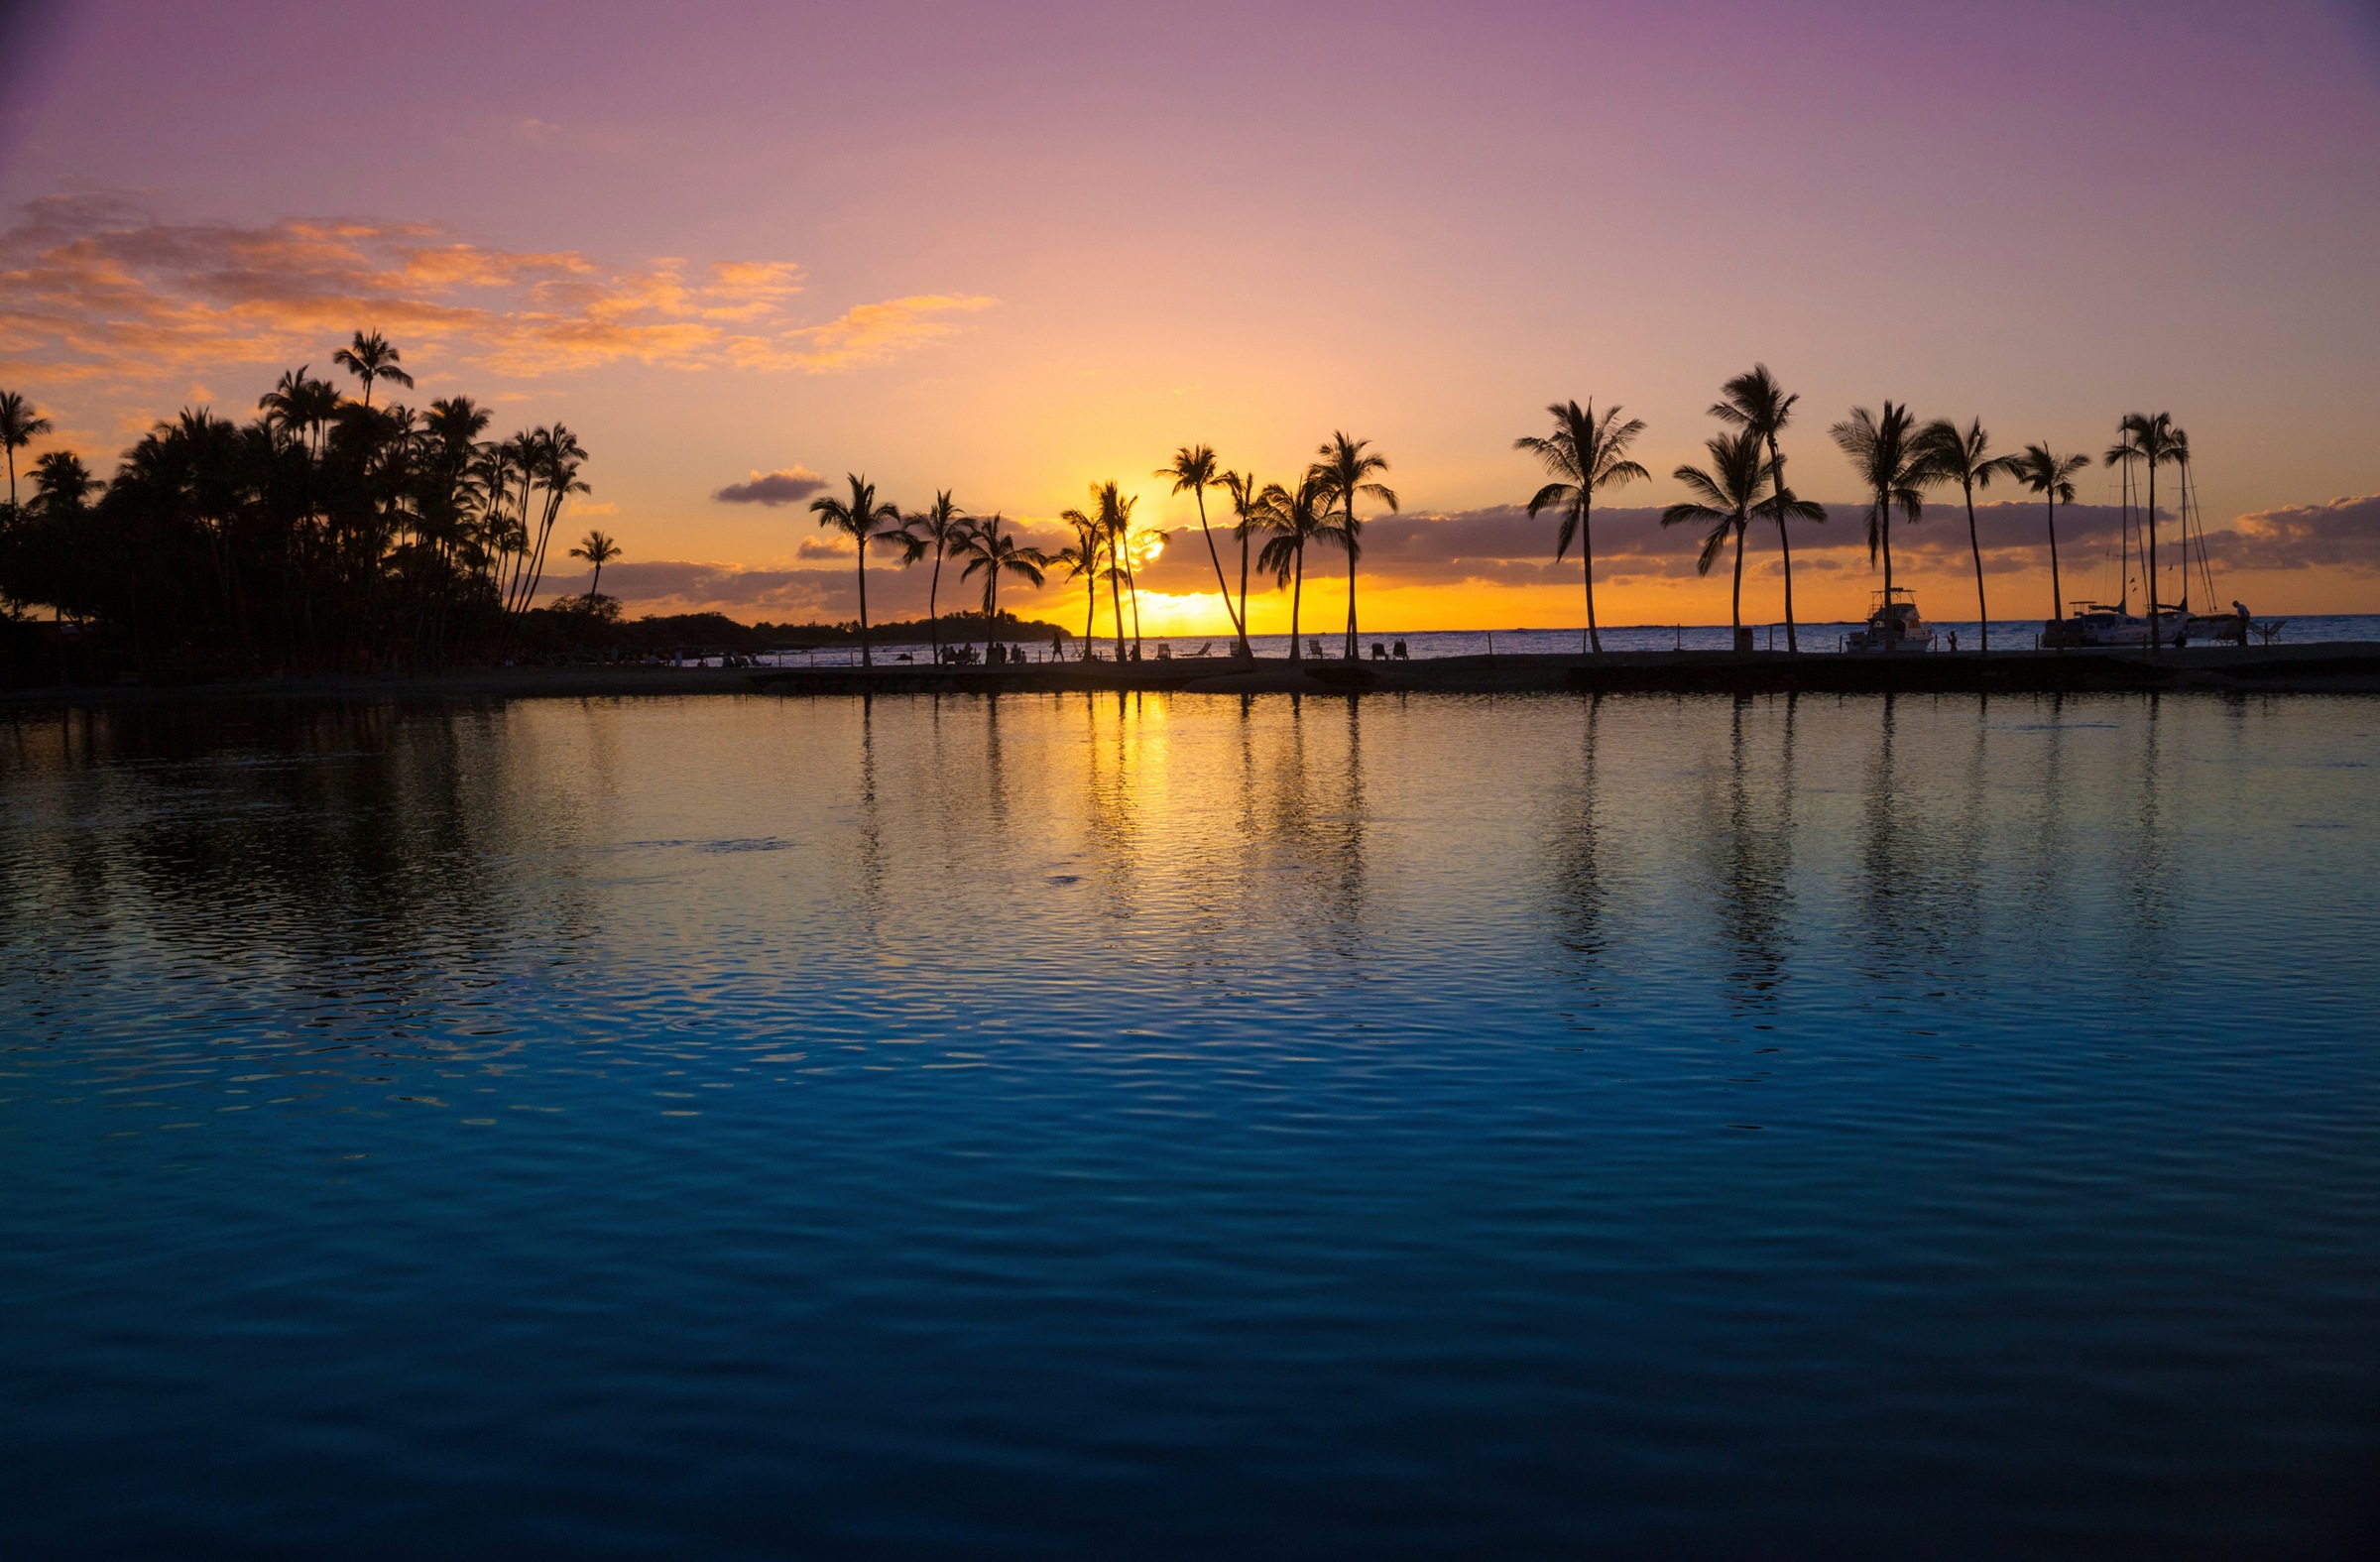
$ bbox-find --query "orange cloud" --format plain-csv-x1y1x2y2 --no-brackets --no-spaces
0,192,993,392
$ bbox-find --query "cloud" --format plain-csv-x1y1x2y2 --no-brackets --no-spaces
2197,495,2380,573
713,466,829,507
0,191,995,395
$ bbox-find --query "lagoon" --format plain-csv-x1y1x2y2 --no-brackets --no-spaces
3,690,2376,1556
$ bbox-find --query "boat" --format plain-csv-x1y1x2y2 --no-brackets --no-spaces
2044,602,2153,648
1845,587,1934,653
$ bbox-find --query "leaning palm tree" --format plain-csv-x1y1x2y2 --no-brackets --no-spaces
1709,366,1810,652
2007,444,2090,624
2120,411,2184,653
1158,444,1247,656
1220,470,1265,655
1914,417,2016,652
1515,399,1648,654
0,389,54,510
809,474,903,668
1055,506,1107,659
1308,432,1396,660
331,330,413,410
896,489,969,661
1255,476,1332,661
1661,428,1773,648
1829,402,1927,608
567,529,621,602
952,512,1049,657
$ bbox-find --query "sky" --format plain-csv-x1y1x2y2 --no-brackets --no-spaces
2,0,2377,633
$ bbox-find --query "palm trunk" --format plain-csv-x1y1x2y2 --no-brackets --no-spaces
1730,516,1745,646
1581,496,1602,655
856,540,872,668
2047,496,2064,627
1879,495,1895,610
1768,435,1797,653
2144,462,2161,655
1110,559,1126,661
588,559,603,601
1121,541,1142,656
1288,546,1304,661
927,548,942,661
1964,483,1987,653
1342,521,1358,661
1194,488,1245,652
1238,526,1251,657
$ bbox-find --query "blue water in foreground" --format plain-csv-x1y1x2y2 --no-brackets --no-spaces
3,691,2376,1558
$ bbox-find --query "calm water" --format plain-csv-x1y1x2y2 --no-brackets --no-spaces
3,690,2376,1558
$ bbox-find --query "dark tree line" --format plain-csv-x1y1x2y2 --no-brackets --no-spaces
0,331,591,682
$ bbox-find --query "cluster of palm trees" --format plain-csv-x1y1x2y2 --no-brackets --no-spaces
1521,366,2185,655
0,330,594,674
808,475,1052,667
810,431,1401,665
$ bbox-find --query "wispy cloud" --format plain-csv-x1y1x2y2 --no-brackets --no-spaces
0,192,995,393
713,466,829,507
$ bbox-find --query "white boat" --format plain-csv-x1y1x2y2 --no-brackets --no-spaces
1845,587,1934,653
2044,602,2199,649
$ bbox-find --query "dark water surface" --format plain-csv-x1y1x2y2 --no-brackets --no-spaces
3,691,2375,1558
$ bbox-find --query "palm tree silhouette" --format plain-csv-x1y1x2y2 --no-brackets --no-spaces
1220,470,1265,655
0,389,54,511
511,425,589,617
1255,476,1331,661
2008,444,2089,624
1515,399,1648,654
1829,403,1926,609
952,512,1049,657
1308,432,1396,660
1053,508,1106,660
1661,428,1774,648
1710,367,1811,652
331,330,413,411
892,489,969,662
2119,412,2183,653
567,529,621,602
1159,444,1247,656
1086,481,1141,659
1915,417,2017,652
809,474,903,668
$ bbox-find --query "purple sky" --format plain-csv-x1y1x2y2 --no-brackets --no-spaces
1,1,2375,625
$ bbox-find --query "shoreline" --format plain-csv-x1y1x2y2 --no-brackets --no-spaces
5,643,2379,710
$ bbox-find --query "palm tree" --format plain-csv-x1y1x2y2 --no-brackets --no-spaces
567,529,621,602
1089,481,1140,659
952,512,1049,657
1710,366,1811,652
1661,428,1773,648
0,389,54,511
331,330,413,410
1308,432,1396,660
511,424,589,616
1915,417,2016,652
1220,470,1264,656
2007,444,2089,625
895,489,969,661
2120,411,2184,652
1829,402,1927,609
1159,444,1247,656
1254,476,1331,661
1053,508,1107,660
1514,399,1648,654
809,473,903,668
